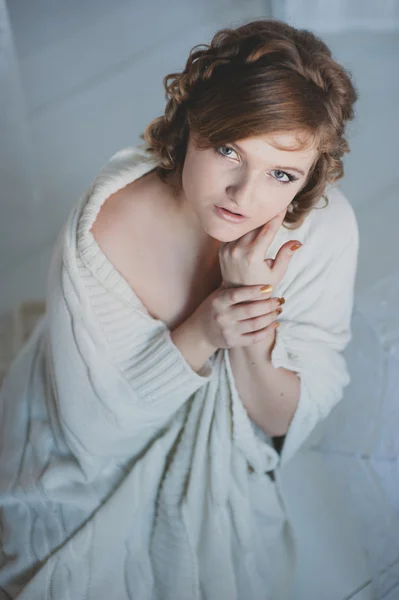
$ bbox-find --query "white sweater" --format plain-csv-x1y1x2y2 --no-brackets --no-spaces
0,146,359,599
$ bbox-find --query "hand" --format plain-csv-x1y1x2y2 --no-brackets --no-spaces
191,284,284,350
218,208,302,290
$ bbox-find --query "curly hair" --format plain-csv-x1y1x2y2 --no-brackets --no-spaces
139,19,358,229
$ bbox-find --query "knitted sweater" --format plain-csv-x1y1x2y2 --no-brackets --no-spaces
0,146,359,599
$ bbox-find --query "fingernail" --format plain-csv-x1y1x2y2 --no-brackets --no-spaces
277,297,285,305
290,242,302,252
276,307,283,315
274,322,280,329
260,284,273,294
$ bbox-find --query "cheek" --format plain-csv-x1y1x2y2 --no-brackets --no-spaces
255,190,292,222
187,157,217,189
275,185,300,208
182,161,200,194
182,169,209,207
262,185,292,208
196,167,222,199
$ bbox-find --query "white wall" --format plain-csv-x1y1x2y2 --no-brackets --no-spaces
0,0,42,274
278,0,399,32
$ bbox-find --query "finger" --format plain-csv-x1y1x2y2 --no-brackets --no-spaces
240,321,280,345
272,240,302,281
230,297,280,320
234,226,262,246
265,258,274,268
243,231,260,247
237,310,280,335
220,284,274,308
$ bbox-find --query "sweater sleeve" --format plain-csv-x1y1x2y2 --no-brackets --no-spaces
271,204,359,469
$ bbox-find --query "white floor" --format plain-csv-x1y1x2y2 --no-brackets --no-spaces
1,1,399,598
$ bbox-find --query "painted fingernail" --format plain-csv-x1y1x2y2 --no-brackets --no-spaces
277,297,285,305
260,284,273,294
274,322,280,329
276,307,283,315
290,242,302,252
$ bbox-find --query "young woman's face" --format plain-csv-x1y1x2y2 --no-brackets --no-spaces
180,130,319,242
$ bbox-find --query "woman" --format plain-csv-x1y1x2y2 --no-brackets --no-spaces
0,18,359,600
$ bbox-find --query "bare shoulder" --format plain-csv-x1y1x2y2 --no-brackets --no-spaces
90,169,165,286
89,170,204,328
91,169,157,245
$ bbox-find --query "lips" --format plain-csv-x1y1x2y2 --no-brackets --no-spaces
214,205,249,224
217,205,246,217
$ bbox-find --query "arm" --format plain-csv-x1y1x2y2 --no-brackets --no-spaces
219,194,359,467
171,309,301,437
251,225,359,468
227,333,301,437
170,313,217,374
46,238,215,466
51,148,218,467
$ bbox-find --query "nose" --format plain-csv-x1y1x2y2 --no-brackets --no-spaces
226,173,257,215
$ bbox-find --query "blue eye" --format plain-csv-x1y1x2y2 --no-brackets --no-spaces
215,147,299,185
271,170,298,185
215,146,238,159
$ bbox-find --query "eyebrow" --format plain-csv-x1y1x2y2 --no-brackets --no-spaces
274,165,305,176
232,142,306,176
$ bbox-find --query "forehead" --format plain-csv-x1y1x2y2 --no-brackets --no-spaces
236,131,319,166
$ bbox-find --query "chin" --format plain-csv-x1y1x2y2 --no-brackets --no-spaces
205,228,244,243
202,211,253,242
